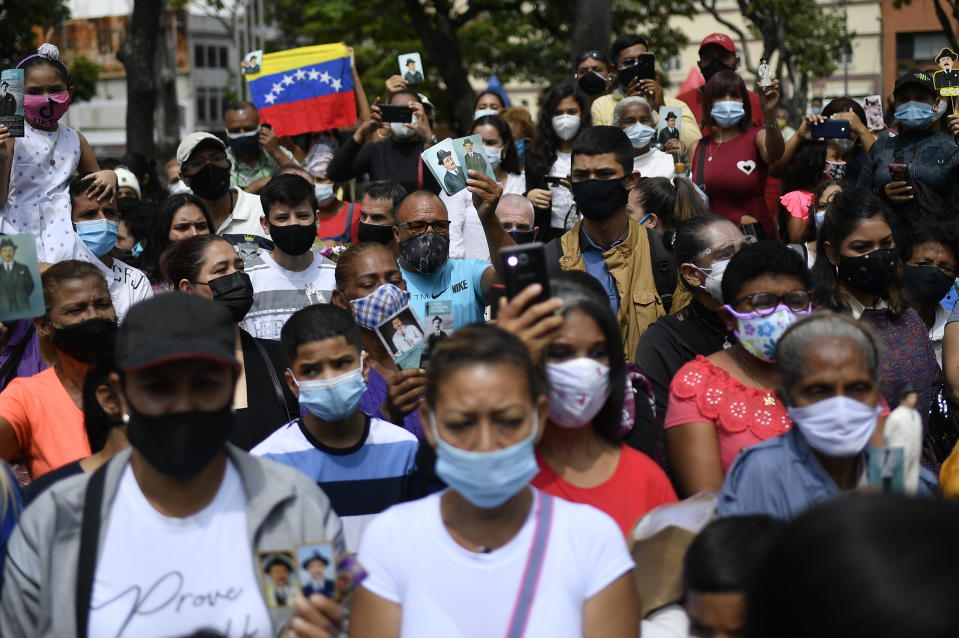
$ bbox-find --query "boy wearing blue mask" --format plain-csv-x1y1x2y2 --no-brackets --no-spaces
68,174,153,322
858,69,959,226
251,303,418,552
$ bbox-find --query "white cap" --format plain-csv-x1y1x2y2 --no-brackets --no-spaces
114,167,141,199
176,132,226,168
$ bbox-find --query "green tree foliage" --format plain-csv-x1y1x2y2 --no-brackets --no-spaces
68,55,101,102
0,0,70,70
267,0,696,132
699,0,852,118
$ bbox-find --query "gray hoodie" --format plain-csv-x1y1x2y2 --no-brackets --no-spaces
0,445,345,637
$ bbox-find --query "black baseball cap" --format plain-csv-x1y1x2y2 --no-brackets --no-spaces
116,293,238,373
894,69,936,96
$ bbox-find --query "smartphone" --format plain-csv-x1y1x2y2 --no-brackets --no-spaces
544,175,568,187
618,53,656,87
810,119,851,139
377,104,413,123
887,163,914,188
499,243,551,306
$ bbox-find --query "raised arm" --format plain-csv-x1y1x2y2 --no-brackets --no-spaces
756,81,784,166
468,171,512,300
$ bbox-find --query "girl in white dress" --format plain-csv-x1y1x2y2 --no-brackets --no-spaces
0,43,116,265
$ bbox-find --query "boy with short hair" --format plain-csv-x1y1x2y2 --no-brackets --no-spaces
241,173,337,339
251,304,418,551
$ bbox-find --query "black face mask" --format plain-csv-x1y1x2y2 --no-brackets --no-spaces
269,222,316,256
50,317,118,363
902,264,955,305
508,230,536,244
838,248,898,297
125,404,234,479
227,132,259,158
188,163,231,201
577,71,608,97
701,57,732,82
206,271,255,322
571,178,629,221
399,231,450,274
357,221,395,245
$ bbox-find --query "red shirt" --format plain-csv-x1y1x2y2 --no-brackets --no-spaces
677,87,764,130
317,201,361,243
532,445,677,536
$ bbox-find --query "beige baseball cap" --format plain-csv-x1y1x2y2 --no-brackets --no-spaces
176,132,226,168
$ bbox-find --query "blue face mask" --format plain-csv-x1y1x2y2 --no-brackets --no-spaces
315,182,335,205
75,219,118,257
710,100,746,128
514,138,526,162
131,241,144,258
624,123,656,149
294,362,367,422
894,101,935,130
814,209,826,229
431,411,539,509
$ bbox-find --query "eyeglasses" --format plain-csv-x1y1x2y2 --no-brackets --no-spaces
730,290,812,315
576,50,608,64
397,220,451,235
696,237,753,263
183,152,229,173
619,58,642,69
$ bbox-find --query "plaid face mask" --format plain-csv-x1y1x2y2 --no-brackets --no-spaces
350,283,411,331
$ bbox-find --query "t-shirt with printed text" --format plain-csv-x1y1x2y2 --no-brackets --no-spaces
400,258,490,332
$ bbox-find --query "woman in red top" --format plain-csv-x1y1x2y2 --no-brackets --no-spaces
526,271,677,536
664,242,812,497
690,70,785,241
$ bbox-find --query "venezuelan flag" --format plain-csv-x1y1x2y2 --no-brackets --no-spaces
245,43,356,137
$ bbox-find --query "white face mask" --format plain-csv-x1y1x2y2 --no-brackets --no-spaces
474,108,498,120
552,114,581,141
788,395,881,457
315,182,335,205
694,259,730,303
390,116,418,140
483,144,503,170
814,209,826,229
546,358,610,428
169,180,192,195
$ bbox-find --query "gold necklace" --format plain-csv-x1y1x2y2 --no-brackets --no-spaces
732,347,777,406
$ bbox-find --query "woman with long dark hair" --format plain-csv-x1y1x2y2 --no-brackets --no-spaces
136,193,214,286
525,83,592,240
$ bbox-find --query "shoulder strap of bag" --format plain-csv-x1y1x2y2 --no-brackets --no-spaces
695,136,709,192
893,134,905,164
0,324,34,390
75,464,108,638
645,227,675,313
251,336,296,423
504,492,555,638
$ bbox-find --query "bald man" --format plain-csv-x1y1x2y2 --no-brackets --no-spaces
495,194,539,244
392,171,511,330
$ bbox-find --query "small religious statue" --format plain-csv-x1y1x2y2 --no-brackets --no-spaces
757,58,772,88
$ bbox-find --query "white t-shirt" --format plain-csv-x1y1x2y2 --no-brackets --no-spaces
632,149,676,179
358,489,634,638
444,172,526,261
549,152,576,231
89,461,273,638
240,248,337,340
217,187,269,239
108,258,154,322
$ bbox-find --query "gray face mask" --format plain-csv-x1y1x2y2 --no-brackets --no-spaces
390,116,418,140
694,258,730,303
834,137,855,156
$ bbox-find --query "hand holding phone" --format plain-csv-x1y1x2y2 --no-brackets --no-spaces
377,104,413,123
619,53,656,91
499,243,552,305
810,119,851,140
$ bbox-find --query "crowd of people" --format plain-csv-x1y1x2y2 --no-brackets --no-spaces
0,31,958,637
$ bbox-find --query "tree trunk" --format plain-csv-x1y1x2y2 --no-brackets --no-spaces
118,0,163,159
570,0,612,66
402,0,476,134
156,1,180,162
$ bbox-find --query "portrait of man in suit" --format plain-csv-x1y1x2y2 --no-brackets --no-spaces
657,111,680,146
0,82,17,117
461,138,488,175
404,58,424,85
934,47,959,90
437,149,467,194
0,238,34,315
262,553,298,607
301,551,335,598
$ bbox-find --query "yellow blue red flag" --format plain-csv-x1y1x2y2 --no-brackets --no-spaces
245,43,356,137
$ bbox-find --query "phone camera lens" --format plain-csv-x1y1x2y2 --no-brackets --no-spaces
519,254,529,265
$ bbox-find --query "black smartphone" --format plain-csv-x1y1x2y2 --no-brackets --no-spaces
499,243,552,306
810,119,851,139
377,104,413,123
618,53,656,87
544,175,568,187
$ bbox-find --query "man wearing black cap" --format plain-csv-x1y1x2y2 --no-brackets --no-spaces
858,69,959,230
1,293,347,638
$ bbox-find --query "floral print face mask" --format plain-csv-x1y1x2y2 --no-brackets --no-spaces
724,303,809,362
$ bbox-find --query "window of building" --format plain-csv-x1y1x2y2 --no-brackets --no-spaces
194,44,205,68
665,55,683,73
219,46,229,69
207,46,218,69
196,88,207,123
896,31,949,76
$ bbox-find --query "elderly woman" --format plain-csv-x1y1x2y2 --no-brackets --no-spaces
613,96,676,179
717,313,935,519
352,324,639,637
